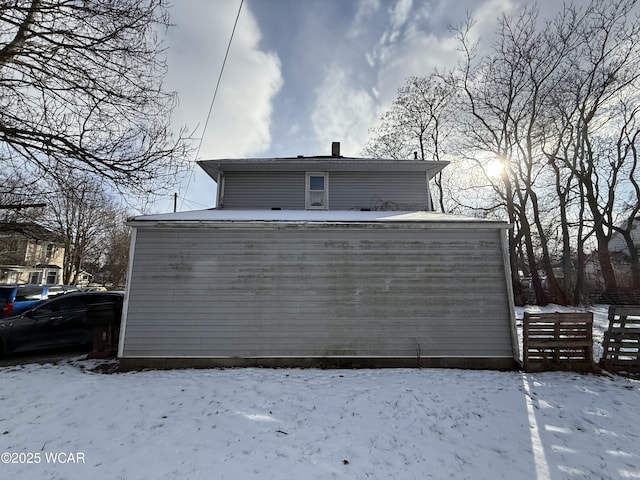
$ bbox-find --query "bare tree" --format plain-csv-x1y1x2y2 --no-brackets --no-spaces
44,171,119,285
0,170,45,220
542,0,640,301
454,8,565,305
367,0,640,305
0,0,190,195
364,74,456,212
451,0,640,304
611,99,640,290
99,218,131,288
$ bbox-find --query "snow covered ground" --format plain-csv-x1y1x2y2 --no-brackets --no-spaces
1,305,638,480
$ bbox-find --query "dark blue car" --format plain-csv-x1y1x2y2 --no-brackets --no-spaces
0,285,79,318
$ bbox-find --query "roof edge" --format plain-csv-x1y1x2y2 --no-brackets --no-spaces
197,157,449,182
127,209,511,230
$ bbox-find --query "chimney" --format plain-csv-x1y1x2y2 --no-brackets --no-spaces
331,142,341,157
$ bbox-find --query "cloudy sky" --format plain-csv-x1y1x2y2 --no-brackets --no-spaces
152,0,557,213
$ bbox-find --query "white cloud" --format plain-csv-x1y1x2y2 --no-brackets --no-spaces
367,0,520,117
389,0,413,31
472,0,517,35
312,0,475,157
348,0,382,38
166,0,282,160
307,0,525,162
374,31,461,107
151,0,283,213
311,66,377,157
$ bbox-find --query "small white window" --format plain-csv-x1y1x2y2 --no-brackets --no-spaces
306,172,328,209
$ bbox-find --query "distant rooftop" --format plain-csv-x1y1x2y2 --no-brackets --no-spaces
0,222,63,242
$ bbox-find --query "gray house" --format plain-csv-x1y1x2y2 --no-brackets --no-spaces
119,144,519,370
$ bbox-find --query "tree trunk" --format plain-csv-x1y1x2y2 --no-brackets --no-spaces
575,244,587,304
529,189,564,304
434,172,446,213
520,215,548,305
596,234,618,301
622,232,640,291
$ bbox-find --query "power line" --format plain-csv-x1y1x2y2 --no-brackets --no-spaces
195,0,244,161
180,0,244,210
181,197,211,210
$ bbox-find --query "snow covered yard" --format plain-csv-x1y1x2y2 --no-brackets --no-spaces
0,305,638,480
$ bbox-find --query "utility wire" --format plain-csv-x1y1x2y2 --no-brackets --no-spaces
181,197,212,210
180,0,244,210
195,0,244,160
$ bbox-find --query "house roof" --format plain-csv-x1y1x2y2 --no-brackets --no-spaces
609,216,640,252
0,222,64,243
198,157,449,182
128,209,510,230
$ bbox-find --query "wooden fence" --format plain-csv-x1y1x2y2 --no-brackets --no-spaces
523,312,596,372
599,306,640,374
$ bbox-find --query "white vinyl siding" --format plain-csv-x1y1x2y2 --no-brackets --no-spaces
121,223,515,361
221,171,431,211
329,171,429,210
222,171,304,209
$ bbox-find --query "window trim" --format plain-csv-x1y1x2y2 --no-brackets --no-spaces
305,172,329,210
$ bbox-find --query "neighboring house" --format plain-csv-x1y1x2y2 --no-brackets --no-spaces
585,217,639,300
119,143,519,370
75,270,93,287
609,217,640,256
584,252,631,289
0,223,65,285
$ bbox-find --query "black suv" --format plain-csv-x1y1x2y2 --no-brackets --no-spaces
0,291,124,355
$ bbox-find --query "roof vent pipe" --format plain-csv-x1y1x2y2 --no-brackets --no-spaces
331,142,340,157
